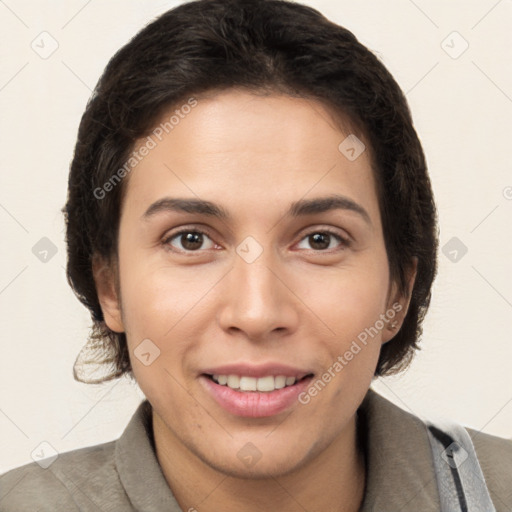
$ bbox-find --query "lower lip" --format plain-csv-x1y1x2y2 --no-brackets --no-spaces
200,375,314,418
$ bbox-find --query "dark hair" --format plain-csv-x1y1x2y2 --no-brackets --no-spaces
63,0,438,384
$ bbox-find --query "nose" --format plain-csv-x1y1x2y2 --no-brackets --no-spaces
216,248,300,342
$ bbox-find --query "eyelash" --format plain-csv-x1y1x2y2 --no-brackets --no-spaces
162,227,351,254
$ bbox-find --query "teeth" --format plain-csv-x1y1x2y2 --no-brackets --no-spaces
227,375,240,389
211,374,299,392
274,376,286,389
256,376,274,392
285,376,296,386
240,376,257,391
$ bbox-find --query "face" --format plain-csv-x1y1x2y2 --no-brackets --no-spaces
95,90,414,478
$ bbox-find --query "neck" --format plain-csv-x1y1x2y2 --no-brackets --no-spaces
153,410,366,512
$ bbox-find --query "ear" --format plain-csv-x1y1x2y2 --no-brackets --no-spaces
92,254,125,333
381,257,418,344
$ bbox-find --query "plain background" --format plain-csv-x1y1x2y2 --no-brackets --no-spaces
0,0,511,473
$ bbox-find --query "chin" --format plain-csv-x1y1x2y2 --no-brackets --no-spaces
194,440,314,480
207,456,305,480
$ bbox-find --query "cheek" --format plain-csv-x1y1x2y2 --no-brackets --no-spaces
295,265,388,417
117,257,221,378
300,257,390,340
119,265,199,404
118,257,206,336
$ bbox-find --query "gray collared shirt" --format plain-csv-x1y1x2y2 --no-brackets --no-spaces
1,388,511,511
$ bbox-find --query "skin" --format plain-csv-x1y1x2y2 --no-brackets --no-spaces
94,89,417,512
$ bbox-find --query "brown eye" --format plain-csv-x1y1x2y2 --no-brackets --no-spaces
180,232,204,250
164,230,216,252
297,230,350,251
308,233,330,250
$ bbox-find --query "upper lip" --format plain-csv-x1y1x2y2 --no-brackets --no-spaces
201,363,314,380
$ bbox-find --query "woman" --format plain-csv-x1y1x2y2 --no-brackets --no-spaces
1,0,510,510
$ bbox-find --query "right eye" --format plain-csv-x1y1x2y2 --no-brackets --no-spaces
162,229,218,253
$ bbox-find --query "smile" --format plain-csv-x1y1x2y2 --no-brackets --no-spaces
200,373,315,417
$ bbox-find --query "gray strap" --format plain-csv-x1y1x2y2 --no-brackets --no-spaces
425,418,496,512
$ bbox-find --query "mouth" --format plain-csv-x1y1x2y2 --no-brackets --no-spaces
199,372,315,418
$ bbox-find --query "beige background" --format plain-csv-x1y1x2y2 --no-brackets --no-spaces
1,0,511,473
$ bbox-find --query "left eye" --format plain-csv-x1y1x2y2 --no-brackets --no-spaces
296,231,349,251
164,230,216,252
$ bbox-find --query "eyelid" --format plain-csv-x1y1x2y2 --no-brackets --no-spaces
295,226,352,250
162,225,218,250
163,224,215,239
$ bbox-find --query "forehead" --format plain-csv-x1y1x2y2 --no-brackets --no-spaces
122,90,380,227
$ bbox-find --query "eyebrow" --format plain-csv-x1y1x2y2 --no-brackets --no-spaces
142,194,372,226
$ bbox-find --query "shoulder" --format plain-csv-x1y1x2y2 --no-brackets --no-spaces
466,427,512,508
359,388,512,511
0,439,131,512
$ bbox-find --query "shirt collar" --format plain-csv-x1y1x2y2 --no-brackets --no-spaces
358,387,439,510
115,400,182,511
